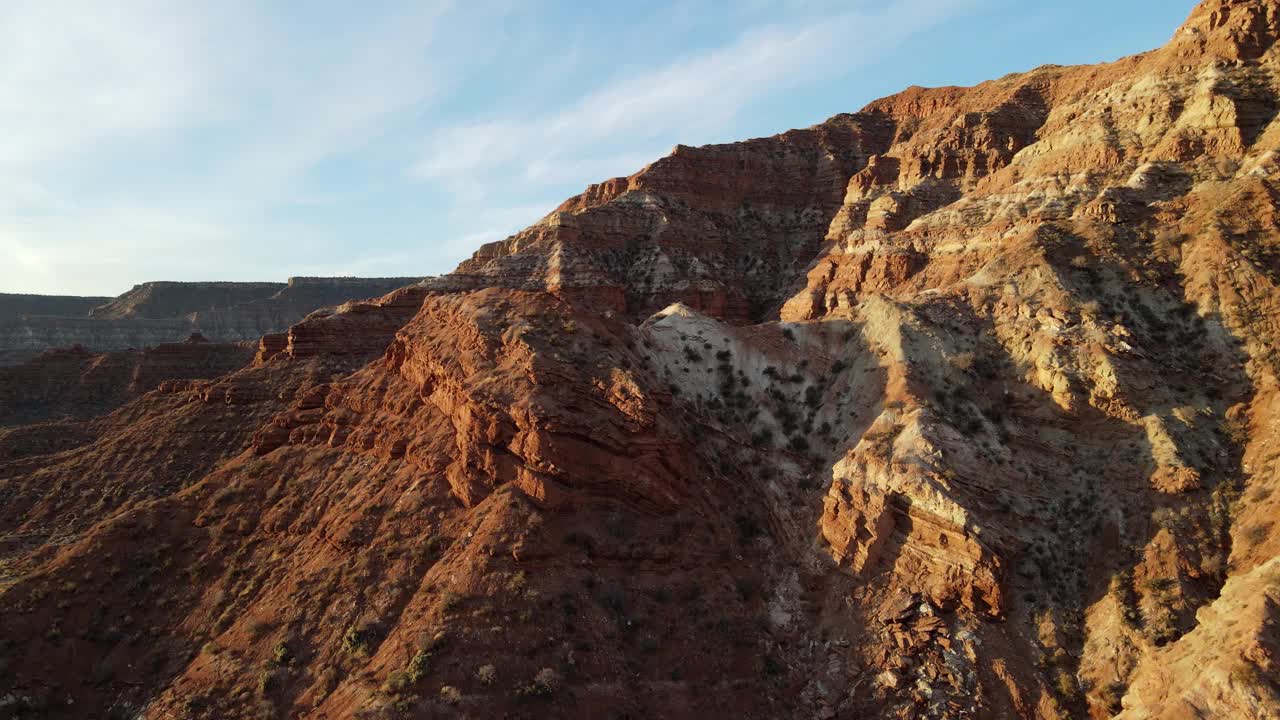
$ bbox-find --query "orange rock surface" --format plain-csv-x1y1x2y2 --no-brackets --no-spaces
2,2,1280,718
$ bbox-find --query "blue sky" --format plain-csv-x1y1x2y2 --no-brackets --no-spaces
1,0,1193,296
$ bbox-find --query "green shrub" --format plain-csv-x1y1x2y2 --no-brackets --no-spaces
382,635,444,693
517,668,559,698
439,685,462,704
257,669,276,695
1055,669,1078,699
272,641,291,666
341,625,374,656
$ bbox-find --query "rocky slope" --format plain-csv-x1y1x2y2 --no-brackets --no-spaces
441,122,882,324
3,1,1280,719
0,335,255,428
0,277,425,367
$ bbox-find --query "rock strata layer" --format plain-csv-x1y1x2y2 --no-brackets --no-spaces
0,277,425,366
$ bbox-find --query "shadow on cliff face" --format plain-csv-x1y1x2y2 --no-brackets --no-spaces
858,300,1165,715
1012,223,1254,708
800,212,1255,716
0,339,256,429
1044,226,1251,580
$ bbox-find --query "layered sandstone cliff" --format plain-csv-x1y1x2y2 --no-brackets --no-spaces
0,277,425,366
0,335,255,428
2,2,1280,719
0,293,112,321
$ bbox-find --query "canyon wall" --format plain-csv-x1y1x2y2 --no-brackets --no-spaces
1,2,1279,719
0,277,425,366
0,293,112,321
0,335,256,428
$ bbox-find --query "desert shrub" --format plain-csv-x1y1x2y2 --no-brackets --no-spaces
1055,669,1079,699
517,668,559,698
384,635,438,691
1245,521,1273,546
1108,570,1139,627
340,625,375,656
409,648,435,682
1098,681,1127,714
1152,507,1179,532
477,664,497,686
804,386,822,408
257,669,277,695
272,641,291,666
1148,610,1179,645
1143,581,1180,645
506,571,528,594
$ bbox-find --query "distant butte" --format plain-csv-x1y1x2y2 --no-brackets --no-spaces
0,276,426,366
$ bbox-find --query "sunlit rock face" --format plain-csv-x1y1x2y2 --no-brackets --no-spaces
3,2,1280,719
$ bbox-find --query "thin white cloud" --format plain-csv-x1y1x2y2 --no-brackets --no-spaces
202,2,458,210
409,0,975,197
0,1,245,168
0,0,464,294
0,0,978,296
